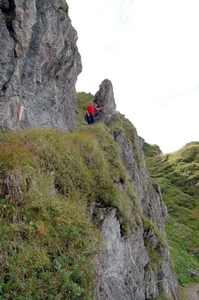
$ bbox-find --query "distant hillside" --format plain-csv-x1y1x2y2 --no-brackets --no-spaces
143,141,199,285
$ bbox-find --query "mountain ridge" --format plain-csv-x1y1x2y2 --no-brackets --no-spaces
1,1,197,299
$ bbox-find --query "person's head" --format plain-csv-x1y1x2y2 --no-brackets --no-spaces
91,102,97,107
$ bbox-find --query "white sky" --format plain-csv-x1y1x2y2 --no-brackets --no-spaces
67,0,199,154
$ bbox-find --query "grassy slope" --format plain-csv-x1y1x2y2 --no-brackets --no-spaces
0,104,138,299
1,91,192,300
143,141,199,285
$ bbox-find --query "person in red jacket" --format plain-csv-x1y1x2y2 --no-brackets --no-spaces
85,102,103,125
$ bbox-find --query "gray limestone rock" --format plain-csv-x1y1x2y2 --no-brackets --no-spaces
92,83,179,299
0,0,81,130
93,79,116,124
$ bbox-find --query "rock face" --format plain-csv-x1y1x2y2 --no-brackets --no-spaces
93,79,116,124
0,0,81,130
92,83,179,299
93,136,178,299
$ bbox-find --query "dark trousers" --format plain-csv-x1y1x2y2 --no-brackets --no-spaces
85,114,95,125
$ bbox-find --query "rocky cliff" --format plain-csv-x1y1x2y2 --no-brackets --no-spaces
91,81,179,299
0,1,180,299
0,0,81,130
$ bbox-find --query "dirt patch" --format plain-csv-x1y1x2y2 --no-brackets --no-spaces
183,283,199,300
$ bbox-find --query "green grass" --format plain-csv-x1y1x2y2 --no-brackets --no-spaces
142,142,162,158
0,124,138,299
143,141,199,286
166,218,199,284
0,192,98,299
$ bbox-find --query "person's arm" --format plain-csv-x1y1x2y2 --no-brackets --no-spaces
96,106,103,111
86,107,90,116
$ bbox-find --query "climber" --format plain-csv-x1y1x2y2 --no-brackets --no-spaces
85,102,103,125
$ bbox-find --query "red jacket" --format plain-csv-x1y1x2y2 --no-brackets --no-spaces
86,105,97,115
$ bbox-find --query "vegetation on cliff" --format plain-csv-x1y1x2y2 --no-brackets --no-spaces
0,121,137,299
0,91,172,299
143,141,199,285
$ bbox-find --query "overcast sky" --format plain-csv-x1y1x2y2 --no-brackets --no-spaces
67,0,199,154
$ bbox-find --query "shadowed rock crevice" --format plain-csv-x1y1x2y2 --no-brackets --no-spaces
0,0,17,92
1,0,16,40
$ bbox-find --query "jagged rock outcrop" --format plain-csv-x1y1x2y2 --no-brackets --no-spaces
92,85,179,299
0,0,81,130
93,79,116,125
